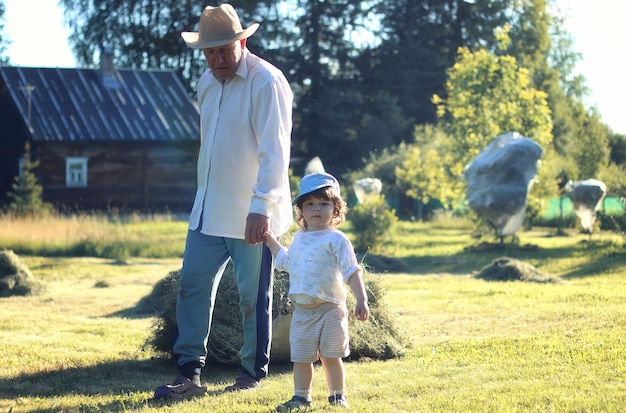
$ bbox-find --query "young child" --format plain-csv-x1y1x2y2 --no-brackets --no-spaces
263,172,370,411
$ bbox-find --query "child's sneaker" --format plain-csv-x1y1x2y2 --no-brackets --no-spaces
276,395,312,411
328,394,349,408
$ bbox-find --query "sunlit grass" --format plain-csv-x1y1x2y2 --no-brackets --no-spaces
0,212,188,259
0,215,625,412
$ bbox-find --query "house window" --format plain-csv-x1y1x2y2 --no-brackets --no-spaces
66,157,88,187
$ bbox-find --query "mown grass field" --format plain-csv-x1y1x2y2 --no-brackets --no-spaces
0,215,624,412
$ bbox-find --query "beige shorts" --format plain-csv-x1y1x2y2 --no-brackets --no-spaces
289,302,350,363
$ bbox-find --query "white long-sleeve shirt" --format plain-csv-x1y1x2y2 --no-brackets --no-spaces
188,49,294,238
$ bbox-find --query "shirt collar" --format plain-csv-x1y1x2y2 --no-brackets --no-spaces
234,48,249,80
218,48,249,84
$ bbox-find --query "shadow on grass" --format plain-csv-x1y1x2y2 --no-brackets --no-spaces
108,299,160,319
108,274,173,319
0,357,293,412
363,243,549,275
363,239,625,278
560,241,626,279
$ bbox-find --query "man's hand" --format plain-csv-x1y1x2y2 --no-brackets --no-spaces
245,213,270,245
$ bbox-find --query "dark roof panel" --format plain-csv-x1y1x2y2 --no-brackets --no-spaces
0,66,200,143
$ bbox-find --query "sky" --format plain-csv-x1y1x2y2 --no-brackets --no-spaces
3,0,625,135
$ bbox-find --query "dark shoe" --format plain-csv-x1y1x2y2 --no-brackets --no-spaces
276,395,312,411
153,375,207,400
224,372,260,392
328,394,349,408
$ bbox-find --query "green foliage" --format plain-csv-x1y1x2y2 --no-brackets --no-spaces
344,143,410,200
608,132,626,166
59,0,206,94
395,124,456,211
598,162,626,198
4,144,52,217
0,1,8,65
506,1,614,199
433,32,556,217
56,0,616,201
348,195,398,252
433,44,553,168
597,208,626,234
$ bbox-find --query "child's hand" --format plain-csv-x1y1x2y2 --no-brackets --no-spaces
262,230,281,256
262,230,273,244
354,300,370,321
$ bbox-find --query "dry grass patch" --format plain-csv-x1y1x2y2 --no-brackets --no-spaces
146,265,410,364
0,249,44,296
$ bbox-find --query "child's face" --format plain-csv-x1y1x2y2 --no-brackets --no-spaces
301,195,335,230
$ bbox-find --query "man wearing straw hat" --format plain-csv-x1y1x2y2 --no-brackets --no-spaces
154,3,293,399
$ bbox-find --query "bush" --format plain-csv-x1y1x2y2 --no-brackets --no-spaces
598,209,626,234
349,195,398,253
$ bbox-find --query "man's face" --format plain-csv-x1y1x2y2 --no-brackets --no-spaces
203,39,245,82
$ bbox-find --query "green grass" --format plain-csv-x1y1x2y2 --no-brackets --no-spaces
1,215,625,412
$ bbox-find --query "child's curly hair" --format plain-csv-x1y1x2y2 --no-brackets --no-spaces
295,186,347,229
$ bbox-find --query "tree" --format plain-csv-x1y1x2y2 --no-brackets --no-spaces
608,133,626,166
5,143,52,217
0,0,9,64
432,28,555,207
507,0,612,185
395,125,452,217
273,0,384,176
344,142,410,200
59,0,269,94
359,0,513,138
564,104,610,180
57,0,616,205
59,0,378,176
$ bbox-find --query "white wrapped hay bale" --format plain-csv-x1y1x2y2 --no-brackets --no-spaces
353,178,383,204
463,132,543,237
564,179,607,232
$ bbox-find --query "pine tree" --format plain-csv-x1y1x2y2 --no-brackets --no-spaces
6,143,52,216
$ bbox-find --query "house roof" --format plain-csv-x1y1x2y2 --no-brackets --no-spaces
0,66,200,142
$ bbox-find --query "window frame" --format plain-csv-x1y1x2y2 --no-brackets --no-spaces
65,157,88,188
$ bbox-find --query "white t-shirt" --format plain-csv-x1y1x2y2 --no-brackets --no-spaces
274,228,361,305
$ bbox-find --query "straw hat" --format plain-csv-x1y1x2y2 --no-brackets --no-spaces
181,4,259,49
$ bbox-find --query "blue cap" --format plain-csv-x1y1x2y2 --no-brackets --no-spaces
293,172,340,205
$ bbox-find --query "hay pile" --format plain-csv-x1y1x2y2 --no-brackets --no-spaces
146,263,409,364
473,257,561,283
0,249,45,297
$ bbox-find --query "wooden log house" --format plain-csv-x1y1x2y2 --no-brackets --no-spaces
0,50,200,212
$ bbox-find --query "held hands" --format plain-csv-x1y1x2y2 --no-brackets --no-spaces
262,230,282,257
245,213,269,245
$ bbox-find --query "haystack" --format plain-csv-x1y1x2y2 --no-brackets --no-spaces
146,262,409,364
0,249,45,297
473,257,560,283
